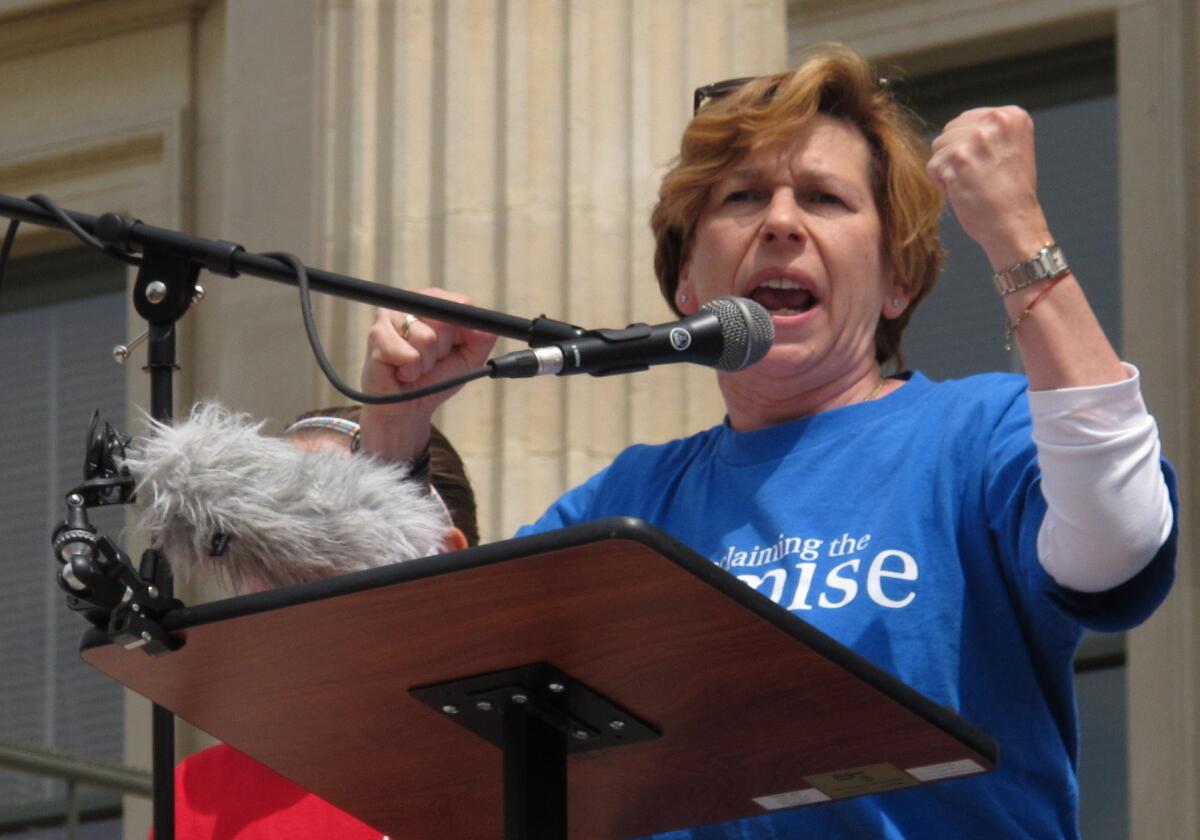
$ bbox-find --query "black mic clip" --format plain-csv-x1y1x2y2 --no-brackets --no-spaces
526,314,586,347
76,410,137,507
575,324,655,377
50,412,184,656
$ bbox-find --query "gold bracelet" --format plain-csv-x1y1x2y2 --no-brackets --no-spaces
1004,276,1065,351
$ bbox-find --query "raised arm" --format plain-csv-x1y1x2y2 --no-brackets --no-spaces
927,106,1127,390
931,107,1173,594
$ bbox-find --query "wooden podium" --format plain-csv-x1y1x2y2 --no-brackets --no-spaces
80,518,995,839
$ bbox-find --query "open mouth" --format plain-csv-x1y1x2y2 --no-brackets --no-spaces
748,279,817,316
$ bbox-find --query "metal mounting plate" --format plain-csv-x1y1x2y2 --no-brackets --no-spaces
410,662,660,753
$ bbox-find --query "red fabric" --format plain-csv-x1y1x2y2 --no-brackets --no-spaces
152,744,385,839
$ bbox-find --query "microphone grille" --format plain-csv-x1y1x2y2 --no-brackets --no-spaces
702,296,775,371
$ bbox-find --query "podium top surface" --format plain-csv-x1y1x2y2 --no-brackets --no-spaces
82,518,994,839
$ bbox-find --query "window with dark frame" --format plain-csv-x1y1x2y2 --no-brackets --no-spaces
0,248,129,839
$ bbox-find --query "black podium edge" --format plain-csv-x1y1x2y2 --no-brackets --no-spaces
80,516,997,766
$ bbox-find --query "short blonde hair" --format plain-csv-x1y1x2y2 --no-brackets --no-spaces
650,44,944,367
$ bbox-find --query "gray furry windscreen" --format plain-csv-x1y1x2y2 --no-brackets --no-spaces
120,403,449,593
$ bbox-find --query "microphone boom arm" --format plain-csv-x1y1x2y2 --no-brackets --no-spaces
0,192,584,346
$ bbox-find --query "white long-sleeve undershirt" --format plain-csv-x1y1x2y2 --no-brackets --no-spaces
1029,364,1173,593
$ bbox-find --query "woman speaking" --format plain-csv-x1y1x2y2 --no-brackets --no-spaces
357,43,1176,840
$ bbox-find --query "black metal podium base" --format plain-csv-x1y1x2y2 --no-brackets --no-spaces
411,662,659,839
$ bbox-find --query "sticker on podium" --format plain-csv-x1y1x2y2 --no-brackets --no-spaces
804,763,919,799
753,787,832,810
905,758,987,782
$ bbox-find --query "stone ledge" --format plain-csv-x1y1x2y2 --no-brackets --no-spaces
0,0,209,61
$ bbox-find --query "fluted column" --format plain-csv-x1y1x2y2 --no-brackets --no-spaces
308,0,787,539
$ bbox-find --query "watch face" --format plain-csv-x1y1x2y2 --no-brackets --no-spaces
1045,246,1068,275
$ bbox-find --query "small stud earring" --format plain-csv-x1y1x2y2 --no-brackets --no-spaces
680,291,689,303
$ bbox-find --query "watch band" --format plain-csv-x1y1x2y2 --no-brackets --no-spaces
992,243,1069,295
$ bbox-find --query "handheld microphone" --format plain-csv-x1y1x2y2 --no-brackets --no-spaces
120,403,450,594
488,296,774,379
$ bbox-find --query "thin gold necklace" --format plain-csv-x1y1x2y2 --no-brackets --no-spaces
864,378,887,402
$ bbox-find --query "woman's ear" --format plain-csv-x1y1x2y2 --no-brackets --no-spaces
882,278,910,320
676,260,698,315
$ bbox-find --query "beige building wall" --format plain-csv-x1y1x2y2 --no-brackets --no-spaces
1,1,786,837
185,0,787,543
2,0,1193,838
787,1,1199,838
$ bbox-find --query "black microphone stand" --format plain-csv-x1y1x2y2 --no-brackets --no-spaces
0,193,583,343
138,248,198,840
1,191,583,840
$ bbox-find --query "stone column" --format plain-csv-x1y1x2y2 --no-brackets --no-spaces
293,0,788,539
1118,3,1200,836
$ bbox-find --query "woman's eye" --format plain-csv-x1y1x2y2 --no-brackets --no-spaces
808,191,845,206
724,188,762,204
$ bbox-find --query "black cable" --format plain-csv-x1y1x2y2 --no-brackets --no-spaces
0,195,490,403
26,194,142,268
265,251,493,405
2,194,142,293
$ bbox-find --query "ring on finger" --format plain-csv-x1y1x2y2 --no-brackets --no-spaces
400,313,420,339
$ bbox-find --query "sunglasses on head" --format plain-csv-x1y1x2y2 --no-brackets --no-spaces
692,73,894,115
692,76,760,115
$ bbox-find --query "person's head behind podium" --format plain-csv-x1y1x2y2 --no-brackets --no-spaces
285,404,479,546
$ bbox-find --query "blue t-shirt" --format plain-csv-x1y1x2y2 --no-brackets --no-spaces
518,371,1177,839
